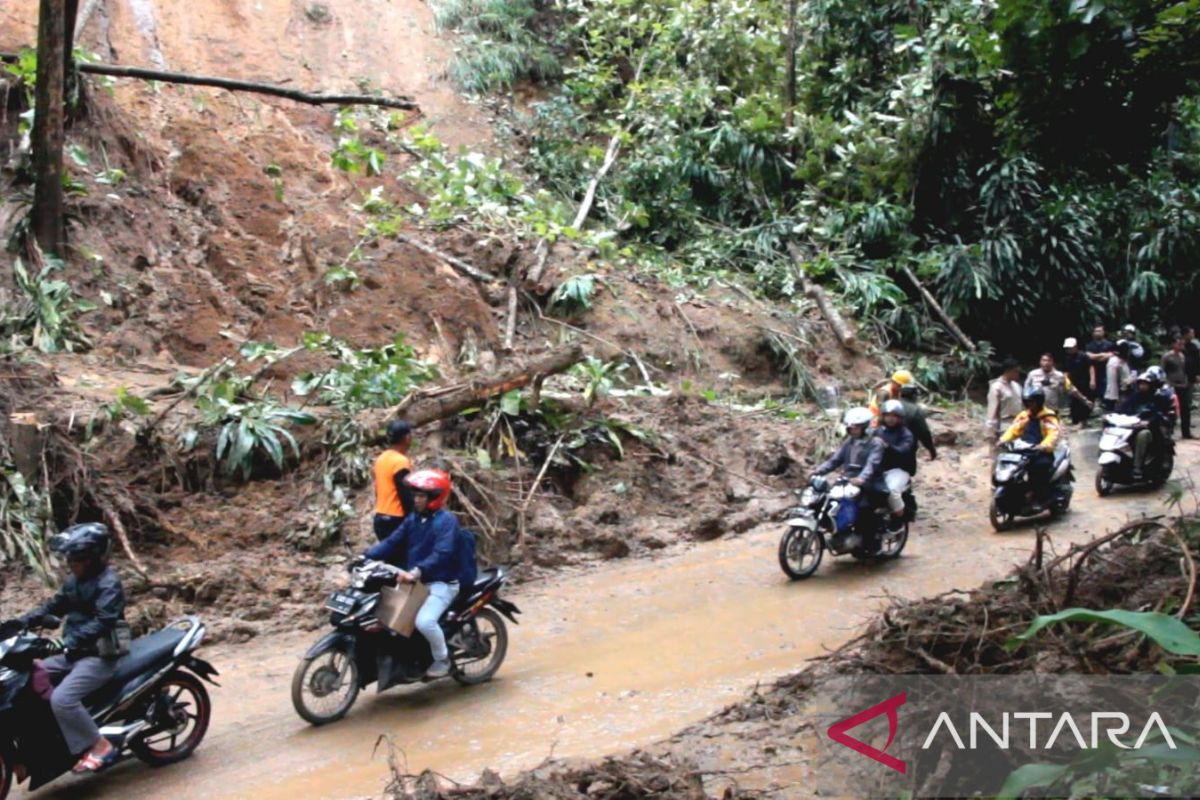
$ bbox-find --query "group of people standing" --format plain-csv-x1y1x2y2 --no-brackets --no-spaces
987,323,1199,441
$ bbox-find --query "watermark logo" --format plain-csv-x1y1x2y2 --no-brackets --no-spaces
827,691,907,774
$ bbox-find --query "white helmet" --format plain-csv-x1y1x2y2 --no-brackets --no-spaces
843,407,874,428
882,399,905,418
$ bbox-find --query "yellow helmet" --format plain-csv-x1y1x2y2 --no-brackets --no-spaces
890,369,913,386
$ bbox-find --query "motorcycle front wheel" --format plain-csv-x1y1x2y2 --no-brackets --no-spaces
778,527,823,579
989,498,1014,531
451,608,508,686
1095,466,1114,496
130,671,212,766
291,647,360,725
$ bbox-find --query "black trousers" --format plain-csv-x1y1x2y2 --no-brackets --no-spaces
1027,452,1055,501
1178,385,1193,437
373,513,404,542
1068,395,1091,424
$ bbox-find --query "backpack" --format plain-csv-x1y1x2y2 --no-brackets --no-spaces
457,528,478,591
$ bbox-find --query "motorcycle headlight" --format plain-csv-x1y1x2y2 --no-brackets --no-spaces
994,465,1015,483
801,487,819,507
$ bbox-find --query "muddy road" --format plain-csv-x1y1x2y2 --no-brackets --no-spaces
21,437,1200,799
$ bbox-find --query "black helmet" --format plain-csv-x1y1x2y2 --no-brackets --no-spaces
50,523,112,561
1022,386,1045,407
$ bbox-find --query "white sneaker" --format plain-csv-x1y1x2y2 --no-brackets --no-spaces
425,659,451,678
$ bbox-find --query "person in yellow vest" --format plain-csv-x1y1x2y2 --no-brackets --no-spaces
373,419,415,541
869,369,914,419
997,387,1060,510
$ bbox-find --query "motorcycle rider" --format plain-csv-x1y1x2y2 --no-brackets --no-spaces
16,524,126,773
997,387,1061,511
812,407,884,550
363,469,461,678
1117,366,1176,481
874,400,916,533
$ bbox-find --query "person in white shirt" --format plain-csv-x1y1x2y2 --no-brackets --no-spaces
986,358,1024,442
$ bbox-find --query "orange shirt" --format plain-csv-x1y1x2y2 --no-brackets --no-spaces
373,450,413,516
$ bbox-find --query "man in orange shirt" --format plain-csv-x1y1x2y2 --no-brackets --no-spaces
373,419,415,541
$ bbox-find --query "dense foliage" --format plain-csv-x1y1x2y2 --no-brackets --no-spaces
437,0,1200,360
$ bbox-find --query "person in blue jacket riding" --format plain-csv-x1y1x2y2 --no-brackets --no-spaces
364,469,461,678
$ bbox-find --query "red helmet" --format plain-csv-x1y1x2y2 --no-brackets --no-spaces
405,469,451,511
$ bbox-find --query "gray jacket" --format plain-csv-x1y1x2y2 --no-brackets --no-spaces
815,435,883,483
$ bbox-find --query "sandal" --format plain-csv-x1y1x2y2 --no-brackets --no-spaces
73,747,120,773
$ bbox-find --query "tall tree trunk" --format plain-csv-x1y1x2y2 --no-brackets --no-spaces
785,0,798,163
63,0,79,103
31,0,67,257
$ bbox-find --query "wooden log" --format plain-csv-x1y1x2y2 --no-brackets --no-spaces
899,264,977,352
8,413,47,482
0,53,419,110
786,243,857,352
359,343,585,440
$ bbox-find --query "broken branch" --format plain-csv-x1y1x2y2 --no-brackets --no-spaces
898,264,977,352
786,243,857,352
0,54,419,110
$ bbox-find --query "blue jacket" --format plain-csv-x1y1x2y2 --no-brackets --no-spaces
364,509,461,584
874,423,916,474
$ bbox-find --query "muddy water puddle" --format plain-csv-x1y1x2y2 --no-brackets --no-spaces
26,440,1196,800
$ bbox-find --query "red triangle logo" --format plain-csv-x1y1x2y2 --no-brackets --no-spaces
827,691,907,773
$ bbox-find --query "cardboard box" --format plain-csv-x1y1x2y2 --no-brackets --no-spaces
376,582,429,637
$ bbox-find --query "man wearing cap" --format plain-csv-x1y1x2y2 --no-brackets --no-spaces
1063,337,1095,425
1120,323,1147,375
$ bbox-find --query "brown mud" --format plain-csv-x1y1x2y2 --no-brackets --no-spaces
15,442,1200,800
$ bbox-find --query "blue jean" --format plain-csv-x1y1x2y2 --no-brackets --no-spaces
415,581,459,662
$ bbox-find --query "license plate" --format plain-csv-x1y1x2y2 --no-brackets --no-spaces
325,591,358,614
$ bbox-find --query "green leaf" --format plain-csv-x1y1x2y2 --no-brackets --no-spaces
995,763,1071,799
500,389,522,417
1007,609,1200,655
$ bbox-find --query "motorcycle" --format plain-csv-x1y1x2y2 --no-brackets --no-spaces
0,616,218,800
778,475,915,580
1095,413,1175,496
989,439,1074,531
291,559,520,725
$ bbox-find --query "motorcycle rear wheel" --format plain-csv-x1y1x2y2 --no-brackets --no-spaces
291,648,360,725
875,523,908,560
989,498,1014,531
778,527,823,579
130,671,211,766
451,608,508,686
1095,466,1114,496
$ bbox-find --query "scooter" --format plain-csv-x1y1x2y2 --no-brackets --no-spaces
1095,413,1175,495
989,440,1074,531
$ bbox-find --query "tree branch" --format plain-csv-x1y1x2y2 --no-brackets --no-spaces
0,54,419,110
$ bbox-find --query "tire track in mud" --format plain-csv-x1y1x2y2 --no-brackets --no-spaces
20,436,1200,800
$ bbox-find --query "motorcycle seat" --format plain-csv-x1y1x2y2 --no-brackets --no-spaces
85,627,187,709
451,568,500,611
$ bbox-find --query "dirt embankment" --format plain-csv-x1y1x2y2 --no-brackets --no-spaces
0,1,902,640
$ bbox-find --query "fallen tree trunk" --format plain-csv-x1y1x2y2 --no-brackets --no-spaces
899,264,977,352
359,343,585,440
786,244,857,352
0,53,419,110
